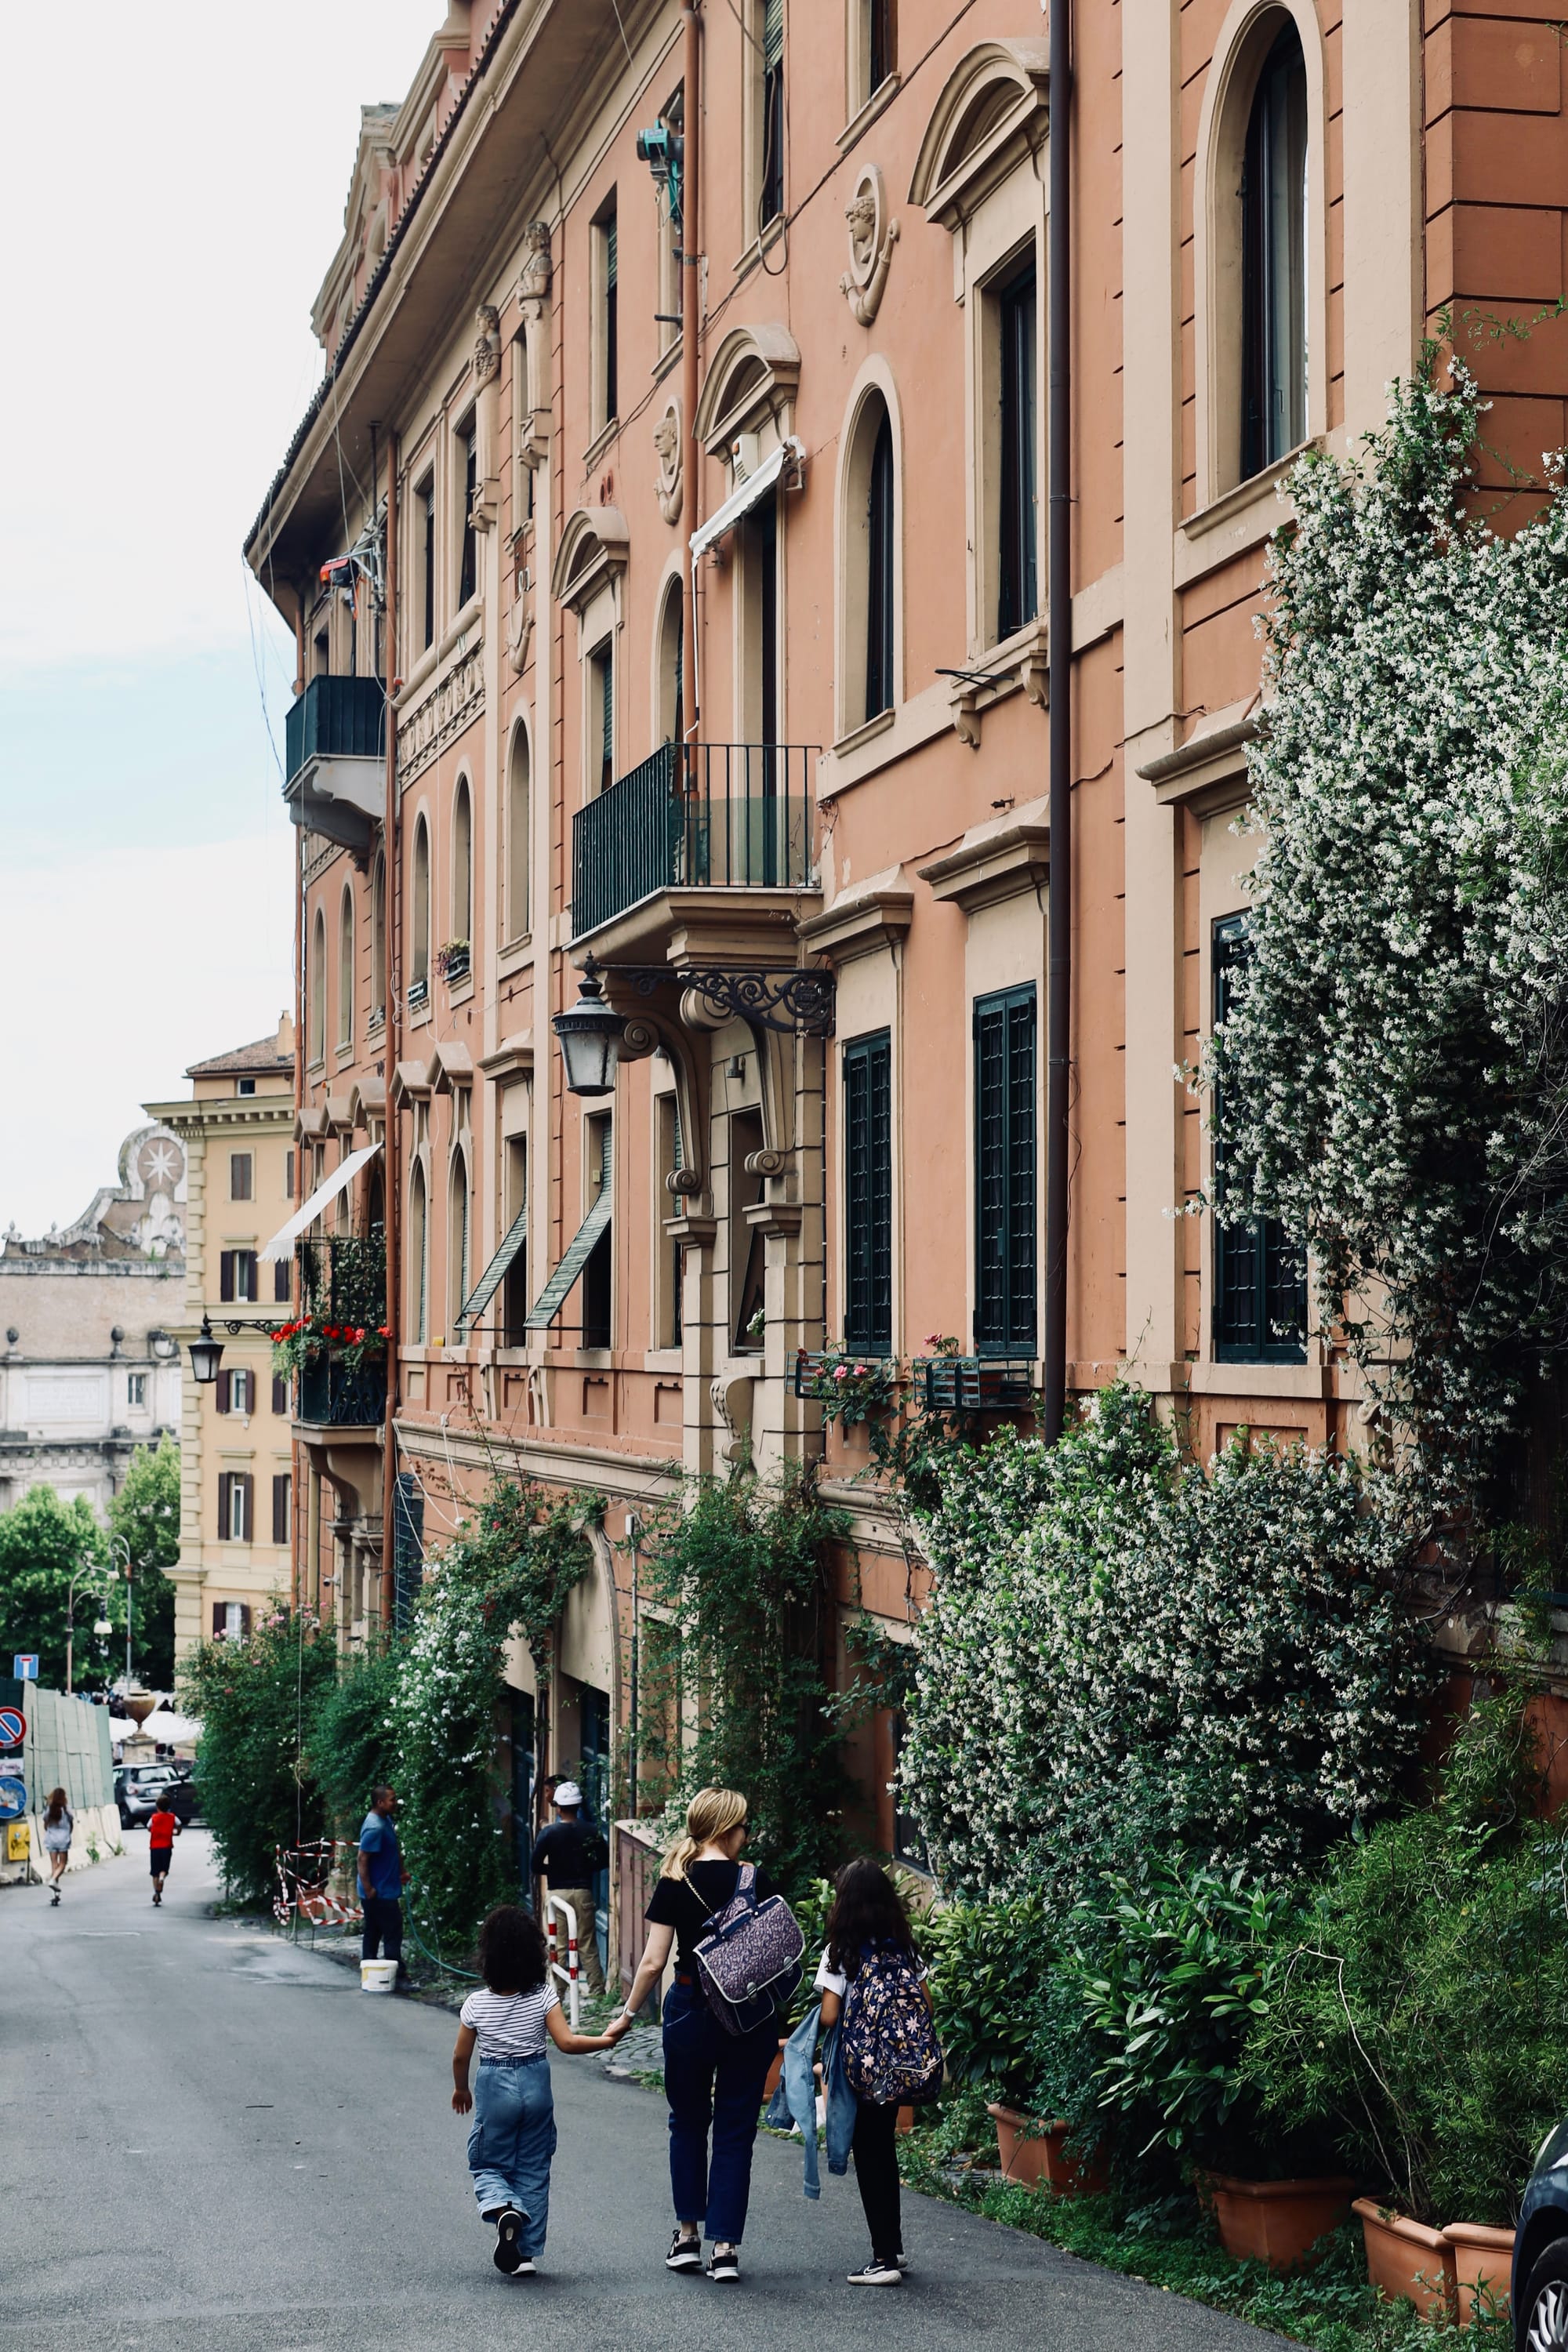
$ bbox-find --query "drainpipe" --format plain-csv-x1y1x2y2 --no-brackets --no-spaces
381,435,401,1629
292,720,306,1611
681,3,702,750
1043,0,1073,1443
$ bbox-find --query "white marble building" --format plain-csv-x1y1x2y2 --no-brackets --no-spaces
0,1125,187,1515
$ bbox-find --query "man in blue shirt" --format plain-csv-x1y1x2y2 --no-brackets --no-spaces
358,1785,405,1978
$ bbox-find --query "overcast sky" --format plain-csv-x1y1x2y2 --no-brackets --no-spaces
0,2,437,1236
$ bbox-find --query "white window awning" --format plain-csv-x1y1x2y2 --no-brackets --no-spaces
690,437,804,562
260,1144,381,1261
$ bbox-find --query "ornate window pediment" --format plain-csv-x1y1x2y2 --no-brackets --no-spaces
550,506,630,615
694,323,802,457
909,40,1050,228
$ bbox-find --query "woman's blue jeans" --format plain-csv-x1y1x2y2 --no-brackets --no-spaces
662,1975,777,2244
467,2054,557,2256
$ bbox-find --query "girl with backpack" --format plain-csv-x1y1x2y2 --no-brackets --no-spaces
42,1788,73,1904
617,1787,801,2285
815,1859,942,2288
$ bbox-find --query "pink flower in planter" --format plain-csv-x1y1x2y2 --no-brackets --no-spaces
833,1365,849,1382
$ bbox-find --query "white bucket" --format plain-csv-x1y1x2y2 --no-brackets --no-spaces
360,1958,398,1994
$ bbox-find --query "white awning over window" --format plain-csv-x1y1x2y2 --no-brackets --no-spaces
260,1144,381,1261
690,437,804,561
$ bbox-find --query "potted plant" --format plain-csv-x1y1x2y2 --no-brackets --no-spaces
1352,2201,1457,2321
1442,2221,1514,2325
436,938,470,984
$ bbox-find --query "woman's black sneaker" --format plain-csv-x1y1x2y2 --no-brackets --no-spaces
493,2208,524,2274
848,2259,903,2285
707,2246,741,2283
666,2229,702,2272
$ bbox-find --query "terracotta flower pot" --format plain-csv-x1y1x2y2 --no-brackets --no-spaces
1353,2198,1457,2321
1443,2222,1515,2325
986,2102,1109,2194
1202,2172,1355,2272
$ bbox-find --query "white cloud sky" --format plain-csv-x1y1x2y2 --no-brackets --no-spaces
0,3,439,1236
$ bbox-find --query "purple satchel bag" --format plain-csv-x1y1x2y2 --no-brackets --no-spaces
692,1862,805,2036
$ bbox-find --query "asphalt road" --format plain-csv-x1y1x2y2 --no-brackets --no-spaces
0,1833,1291,2350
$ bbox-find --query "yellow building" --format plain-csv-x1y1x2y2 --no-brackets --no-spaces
146,1020,296,1660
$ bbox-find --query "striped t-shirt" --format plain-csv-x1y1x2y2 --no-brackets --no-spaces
459,1982,560,2060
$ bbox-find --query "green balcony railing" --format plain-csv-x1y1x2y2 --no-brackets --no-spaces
572,742,816,940
285,675,386,786
298,1232,386,1329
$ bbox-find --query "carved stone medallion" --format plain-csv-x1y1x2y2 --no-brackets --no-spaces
840,164,898,325
654,399,683,525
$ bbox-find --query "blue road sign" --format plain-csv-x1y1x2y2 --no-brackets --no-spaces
12,1656,38,1681
0,1777,27,1820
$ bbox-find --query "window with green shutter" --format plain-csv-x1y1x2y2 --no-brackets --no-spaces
844,1032,891,1353
973,986,1036,1354
1211,916,1307,1362
760,0,785,225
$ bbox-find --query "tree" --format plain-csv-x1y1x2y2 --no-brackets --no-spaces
107,1437,180,1690
0,1486,114,1690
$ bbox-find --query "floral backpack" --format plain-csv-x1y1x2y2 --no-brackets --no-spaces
838,1942,944,2106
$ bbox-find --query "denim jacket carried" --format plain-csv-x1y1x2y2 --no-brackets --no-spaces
765,2000,857,2198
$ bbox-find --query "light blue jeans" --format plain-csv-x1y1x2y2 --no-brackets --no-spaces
467,2055,557,2256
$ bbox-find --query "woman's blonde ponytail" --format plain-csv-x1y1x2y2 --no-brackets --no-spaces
660,1785,749,1879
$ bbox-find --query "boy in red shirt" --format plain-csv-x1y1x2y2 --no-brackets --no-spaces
147,1802,180,1906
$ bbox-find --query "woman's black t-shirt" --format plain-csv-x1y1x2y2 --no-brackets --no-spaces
644,1859,778,1964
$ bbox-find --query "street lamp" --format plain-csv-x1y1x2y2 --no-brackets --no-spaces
187,1314,224,1385
109,1534,133,1693
553,956,625,1098
64,1563,115,1698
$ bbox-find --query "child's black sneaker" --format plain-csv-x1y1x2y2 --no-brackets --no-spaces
512,2257,537,2278
493,2207,524,2274
666,2229,702,2272
707,2245,741,2283
848,2259,902,2286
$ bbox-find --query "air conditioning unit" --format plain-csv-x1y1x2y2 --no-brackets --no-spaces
730,431,762,483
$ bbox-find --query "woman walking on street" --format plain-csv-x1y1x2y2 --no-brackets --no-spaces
815,1860,938,2288
42,1788,73,1904
615,1788,781,2285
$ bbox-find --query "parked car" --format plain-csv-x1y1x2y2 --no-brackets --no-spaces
115,1766,197,1828
1514,2121,1568,2347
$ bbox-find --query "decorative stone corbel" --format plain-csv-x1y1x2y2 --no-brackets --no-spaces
517,224,553,470
654,398,683,525
840,165,898,326
471,304,502,534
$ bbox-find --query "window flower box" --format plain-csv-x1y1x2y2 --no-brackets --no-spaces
408,975,429,1010
791,1347,899,1425
436,939,470,984
913,1355,1034,1412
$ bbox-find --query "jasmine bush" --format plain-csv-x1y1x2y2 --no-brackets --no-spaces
182,1610,336,1904
900,1381,1432,1904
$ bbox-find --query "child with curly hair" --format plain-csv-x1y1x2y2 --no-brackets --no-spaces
451,1903,627,2277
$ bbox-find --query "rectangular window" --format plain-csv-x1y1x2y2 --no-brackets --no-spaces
1212,916,1308,1362
219,1250,259,1305
419,477,435,649
843,1032,892,1353
214,1599,252,1639
237,1077,256,1098
503,1136,529,1344
590,641,615,793
284,1149,295,1199
582,1116,613,1349
127,1372,147,1407
865,410,895,721
656,1094,684,1348
973,985,1037,1354
458,430,477,608
218,1368,255,1416
216,1475,253,1544
272,1472,291,1548
760,0,785,227
996,257,1038,641
230,1152,253,1203
596,202,619,427
273,1258,292,1305
271,1374,289,1416
869,0,895,96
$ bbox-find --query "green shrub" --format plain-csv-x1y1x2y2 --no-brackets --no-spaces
1245,1686,1568,2224
923,1893,1055,2105
307,1636,403,1840
181,1610,337,1905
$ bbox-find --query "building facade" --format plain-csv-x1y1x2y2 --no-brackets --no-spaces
0,1127,185,1515
147,1022,298,1660
245,0,1568,1871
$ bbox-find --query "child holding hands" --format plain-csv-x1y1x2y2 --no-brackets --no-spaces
452,1903,628,2276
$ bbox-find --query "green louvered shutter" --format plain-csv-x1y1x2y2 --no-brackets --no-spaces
764,0,782,65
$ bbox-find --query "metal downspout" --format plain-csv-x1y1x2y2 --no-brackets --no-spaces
381,436,401,1629
1044,0,1073,1443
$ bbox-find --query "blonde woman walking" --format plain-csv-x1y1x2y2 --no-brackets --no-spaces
42,1788,73,1904
616,1788,781,2285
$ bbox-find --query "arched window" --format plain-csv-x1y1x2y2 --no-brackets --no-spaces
337,887,354,1050
408,1163,428,1341
839,387,899,732
657,580,684,750
308,910,326,1065
506,728,531,941
411,817,430,994
1240,18,1308,481
371,851,386,1020
451,777,472,949
448,1151,470,1330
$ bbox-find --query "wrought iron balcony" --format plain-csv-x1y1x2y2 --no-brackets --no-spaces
913,1356,1035,1411
298,1233,386,1328
296,1353,387,1428
283,676,387,852
572,742,816,941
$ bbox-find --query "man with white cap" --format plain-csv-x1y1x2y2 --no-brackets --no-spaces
529,1780,606,1996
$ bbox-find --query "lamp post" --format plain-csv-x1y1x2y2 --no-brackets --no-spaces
109,1534,132,1692
64,1562,115,1698
187,1314,225,1386
552,956,626,1098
